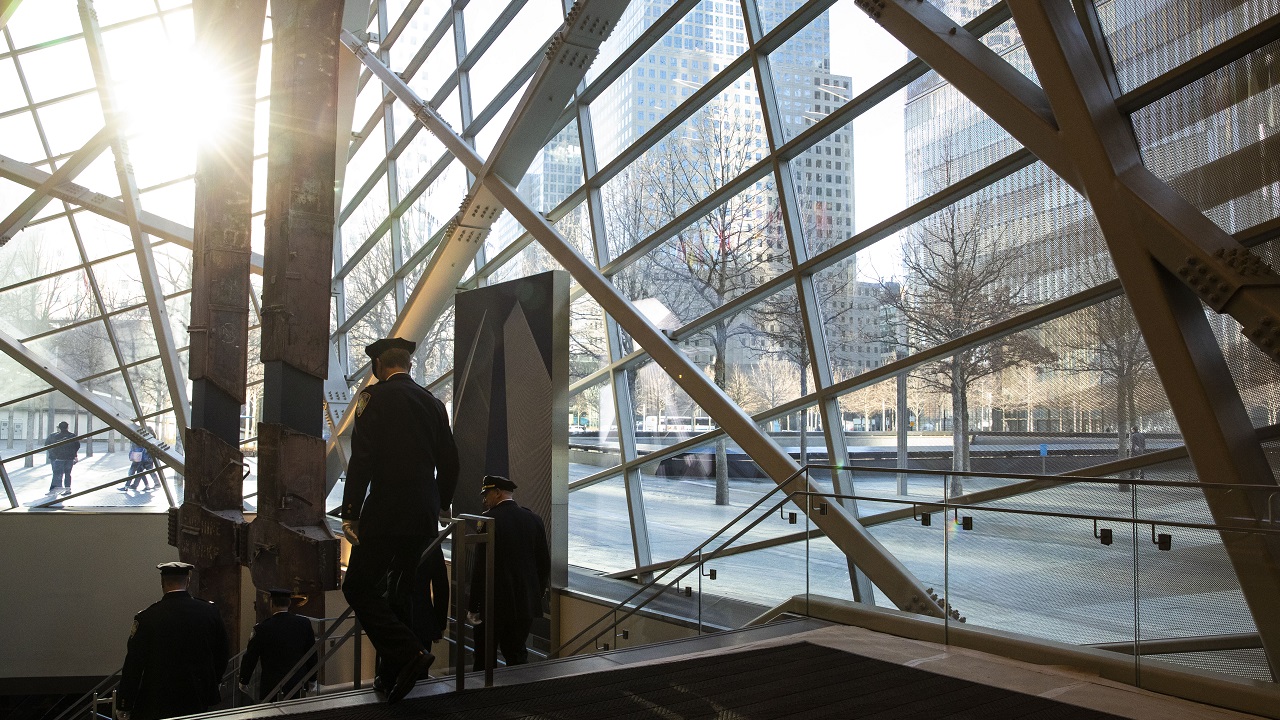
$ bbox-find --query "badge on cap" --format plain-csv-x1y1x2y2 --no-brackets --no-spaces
365,337,416,359
479,474,517,493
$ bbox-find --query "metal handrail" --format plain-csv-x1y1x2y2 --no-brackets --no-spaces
556,465,1280,659
44,647,249,720
261,513,499,702
552,466,807,658
823,463,1280,491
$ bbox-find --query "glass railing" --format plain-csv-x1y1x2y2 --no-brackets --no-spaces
561,463,1280,693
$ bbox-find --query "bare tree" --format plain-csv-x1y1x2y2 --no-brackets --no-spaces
641,103,786,504
877,194,1055,488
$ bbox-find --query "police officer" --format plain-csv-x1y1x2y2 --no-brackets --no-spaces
116,562,229,720
238,589,317,702
340,336,459,704
469,475,550,671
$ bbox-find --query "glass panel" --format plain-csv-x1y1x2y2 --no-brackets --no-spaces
637,437,776,561
139,180,195,228
387,0,449,66
0,269,99,337
568,474,636,573
462,0,510,50
344,234,394,314
612,175,787,311
1096,0,1280,94
488,236,561,284
109,308,160,366
1132,38,1280,234
5,3,83,49
16,41,96,106
95,0,159,26
347,119,387,197
474,78,528,158
27,320,120,379
34,94,104,159
2,397,171,509
0,111,47,164
570,295,608,382
0,219,84,284
519,121,584,214
0,352,46,408
395,128,447,198
467,0,560,112
946,481,1138,648
406,25,459,105
412,304,455,384
1134,459,1272,682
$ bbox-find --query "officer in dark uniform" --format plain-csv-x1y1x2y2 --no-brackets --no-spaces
238,589,317,702
340,336,459,704
116,562,229,720
469,475,550,671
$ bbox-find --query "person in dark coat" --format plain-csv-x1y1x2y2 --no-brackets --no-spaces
238,589,317,702
469,475,550,671
44,421,79,494
340,336,459,704
116,562,229,720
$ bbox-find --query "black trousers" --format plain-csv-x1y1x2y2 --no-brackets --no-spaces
342,534,430,679
411,545,449,645
472,614,533,672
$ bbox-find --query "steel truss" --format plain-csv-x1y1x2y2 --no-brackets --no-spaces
341,11,949,617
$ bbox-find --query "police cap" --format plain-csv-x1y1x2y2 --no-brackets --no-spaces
157,561,194,576
365,336,416,359
268,588,293,602
480,475,517,493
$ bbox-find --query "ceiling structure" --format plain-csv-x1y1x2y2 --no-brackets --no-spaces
1,0,1279,685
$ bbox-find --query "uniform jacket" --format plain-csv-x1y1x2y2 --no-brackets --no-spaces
341,373,459,537
118,591,229,720
239,611,316,700
44,430,79,461
469,499,551,623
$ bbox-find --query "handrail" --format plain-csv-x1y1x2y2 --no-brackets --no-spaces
556,464,1280,660
43,647,250,720
822,463,1280,491
256,607,356,703
258,513,498,702
552,465,810,658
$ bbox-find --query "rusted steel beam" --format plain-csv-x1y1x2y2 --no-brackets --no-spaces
175,0,267,648
250,0,346,619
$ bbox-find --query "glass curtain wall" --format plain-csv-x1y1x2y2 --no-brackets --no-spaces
2,0,1279,684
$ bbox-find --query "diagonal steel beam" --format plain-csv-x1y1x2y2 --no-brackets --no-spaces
79,0,189,437
330,0,629,441
875,0,1280,367
0,323,185,472
341,27,947,619
0,153,265,272
0,0,21,29
1002,0,1280,678
0,126,111,246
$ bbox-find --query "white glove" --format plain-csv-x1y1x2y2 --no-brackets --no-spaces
117,711,131,720
466,611,482,625
341,520,360,545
